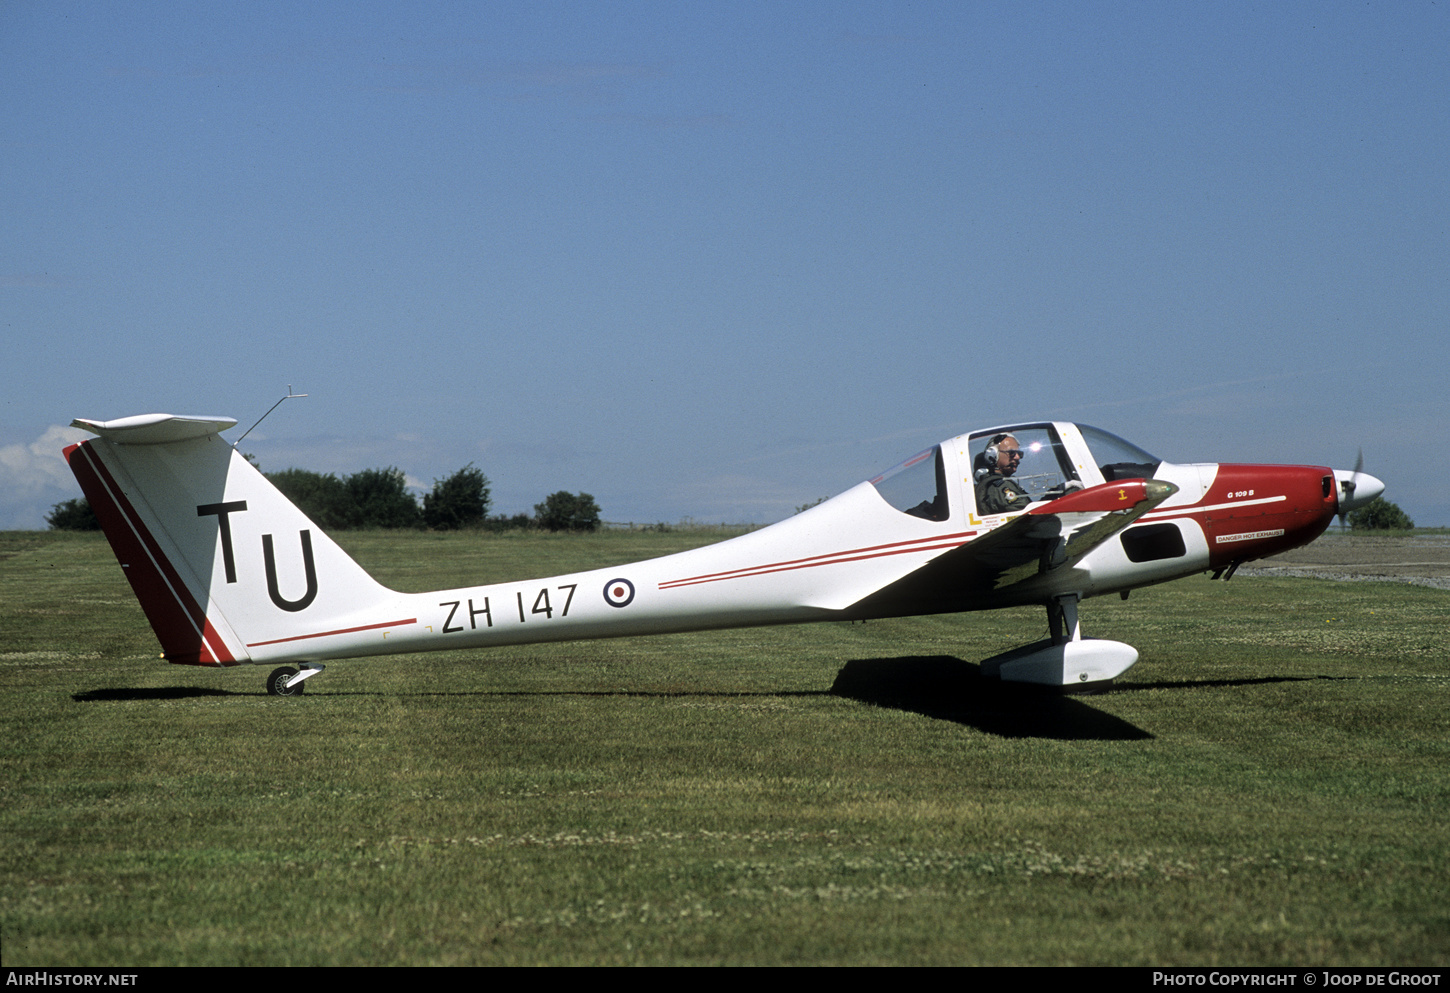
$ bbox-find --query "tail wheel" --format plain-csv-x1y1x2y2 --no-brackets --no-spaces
267,666,303,696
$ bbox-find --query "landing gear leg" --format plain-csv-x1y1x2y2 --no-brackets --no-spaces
979,594,1138,690
1046,593,1082,644
266,663,326,696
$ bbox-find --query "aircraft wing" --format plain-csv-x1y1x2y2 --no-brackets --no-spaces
844,477,1178,617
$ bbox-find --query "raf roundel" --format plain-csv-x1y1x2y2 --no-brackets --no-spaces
603,578,635,608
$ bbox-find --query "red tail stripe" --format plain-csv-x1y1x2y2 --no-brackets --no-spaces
66,441,237,666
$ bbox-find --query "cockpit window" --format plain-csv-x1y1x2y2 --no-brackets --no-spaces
968,425,1079,509
870,446,949,521
1078,424,1161,481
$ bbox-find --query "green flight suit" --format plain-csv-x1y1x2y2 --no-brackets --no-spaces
975,474,1030,514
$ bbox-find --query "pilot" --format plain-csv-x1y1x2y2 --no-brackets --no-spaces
974,433,1031,514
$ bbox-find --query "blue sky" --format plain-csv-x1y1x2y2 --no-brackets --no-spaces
3,2,1446,530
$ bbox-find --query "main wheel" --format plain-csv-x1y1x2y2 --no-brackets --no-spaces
267,666,304,696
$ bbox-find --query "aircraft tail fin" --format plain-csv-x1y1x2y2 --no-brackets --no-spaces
66,414,396,666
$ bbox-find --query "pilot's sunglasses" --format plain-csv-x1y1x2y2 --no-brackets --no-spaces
1001,449,1024,459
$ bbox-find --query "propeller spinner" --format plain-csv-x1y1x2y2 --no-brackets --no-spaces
1333,449,1386,524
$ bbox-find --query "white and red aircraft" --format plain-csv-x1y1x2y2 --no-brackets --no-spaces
64,414,1382,694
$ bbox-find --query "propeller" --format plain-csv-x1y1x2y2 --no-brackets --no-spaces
1333,448,1385,528
1337,449,1362,530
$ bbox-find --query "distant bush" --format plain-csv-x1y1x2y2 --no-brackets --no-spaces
424,463,491,530
1349,497,1414,531
534,491,601,532
46,498,100,531
346,467,421,529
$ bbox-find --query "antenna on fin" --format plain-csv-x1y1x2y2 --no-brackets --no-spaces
234,386,309,448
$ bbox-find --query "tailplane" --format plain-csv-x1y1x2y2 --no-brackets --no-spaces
66,414,395,666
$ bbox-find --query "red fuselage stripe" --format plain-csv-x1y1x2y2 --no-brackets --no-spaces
1140,494,1288,521
246,618,418,648
660,532,976,590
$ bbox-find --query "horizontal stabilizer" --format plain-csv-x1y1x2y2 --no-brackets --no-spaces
72,414,237,445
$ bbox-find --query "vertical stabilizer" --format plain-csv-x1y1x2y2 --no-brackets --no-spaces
66,415,396,666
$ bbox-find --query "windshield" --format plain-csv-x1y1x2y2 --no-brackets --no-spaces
1078,424,1161,481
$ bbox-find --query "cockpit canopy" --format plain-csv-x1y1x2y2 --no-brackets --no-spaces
869,445,949,522
869,422,1162,521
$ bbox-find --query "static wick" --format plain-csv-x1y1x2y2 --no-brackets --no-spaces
234,386,310,448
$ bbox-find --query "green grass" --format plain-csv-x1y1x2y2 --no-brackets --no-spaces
2,530,1447,965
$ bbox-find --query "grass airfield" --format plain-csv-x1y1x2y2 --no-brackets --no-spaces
2,529,1447,966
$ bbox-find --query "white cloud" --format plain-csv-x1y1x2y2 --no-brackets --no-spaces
0,424,91,530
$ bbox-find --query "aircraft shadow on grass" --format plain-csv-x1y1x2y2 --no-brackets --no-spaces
70,668,1343,742
72,686,235,702
71,667,1147,742
830,655,1154,741
831,659,1357,740
1118,674,1356,692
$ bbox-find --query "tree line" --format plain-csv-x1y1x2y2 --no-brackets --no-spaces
46,461,601,533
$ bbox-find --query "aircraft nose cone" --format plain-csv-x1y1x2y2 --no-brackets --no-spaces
1334,469,1386,513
